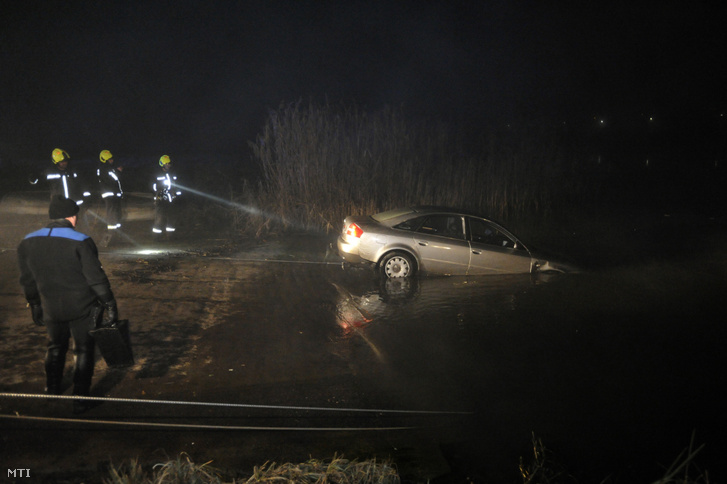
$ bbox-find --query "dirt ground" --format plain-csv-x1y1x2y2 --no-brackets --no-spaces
0,195,465,482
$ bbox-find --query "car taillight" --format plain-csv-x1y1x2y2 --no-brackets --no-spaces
345,223,363,238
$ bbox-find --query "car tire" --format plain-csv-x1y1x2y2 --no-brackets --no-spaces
379,251,416,278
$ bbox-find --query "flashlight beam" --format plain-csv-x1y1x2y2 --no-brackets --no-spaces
173,184,264,216
172,183,315,233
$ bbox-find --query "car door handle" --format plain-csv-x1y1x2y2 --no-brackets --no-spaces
418,242,428,246
472,250,482,255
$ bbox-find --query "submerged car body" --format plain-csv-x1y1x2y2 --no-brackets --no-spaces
337,207,577,278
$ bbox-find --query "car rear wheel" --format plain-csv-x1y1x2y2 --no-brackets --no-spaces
380,251,416,278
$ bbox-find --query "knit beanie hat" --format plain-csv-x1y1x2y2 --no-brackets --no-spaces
49,196,79,219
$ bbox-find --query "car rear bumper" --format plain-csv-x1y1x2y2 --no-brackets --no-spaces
337,236,365,264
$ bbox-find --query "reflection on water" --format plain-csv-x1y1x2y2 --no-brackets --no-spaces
331,281,385,361
326,266,727,481
333,272,557,333
331,273,561,368
332,282,375,331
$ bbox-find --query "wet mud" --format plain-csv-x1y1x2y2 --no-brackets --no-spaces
2,198,727,482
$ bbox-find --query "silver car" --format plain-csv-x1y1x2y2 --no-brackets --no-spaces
337,207,577,278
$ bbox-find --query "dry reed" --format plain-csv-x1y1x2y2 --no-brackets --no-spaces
234,101,587,236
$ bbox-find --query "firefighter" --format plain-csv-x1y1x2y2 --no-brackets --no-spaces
30,148,91,206
17,196,118,414
152,155,182,235
97,150,124,232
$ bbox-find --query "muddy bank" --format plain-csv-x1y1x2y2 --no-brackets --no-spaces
1,220,459,481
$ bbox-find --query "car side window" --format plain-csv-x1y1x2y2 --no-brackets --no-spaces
414,215,464,240
468,217,516,248
393,216,426,231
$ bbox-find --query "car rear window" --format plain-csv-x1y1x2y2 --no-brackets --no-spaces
393,215,426,231
372,208,415,222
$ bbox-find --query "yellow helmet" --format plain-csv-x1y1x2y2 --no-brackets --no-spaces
52,148,69,164
159,155,171,166
100,150,113,163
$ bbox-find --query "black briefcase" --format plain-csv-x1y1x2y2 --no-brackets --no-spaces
89,319,134,367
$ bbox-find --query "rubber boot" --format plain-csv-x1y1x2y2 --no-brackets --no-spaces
72,339,96,414
44,345,66,396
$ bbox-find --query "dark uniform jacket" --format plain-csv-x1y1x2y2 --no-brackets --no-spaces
42,165,89,204
17,220,114,322
152,168,182,202
97,163,123,198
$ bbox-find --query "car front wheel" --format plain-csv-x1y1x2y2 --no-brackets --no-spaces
380,251,416,278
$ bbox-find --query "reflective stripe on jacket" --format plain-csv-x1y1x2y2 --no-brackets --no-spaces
97,165,123,197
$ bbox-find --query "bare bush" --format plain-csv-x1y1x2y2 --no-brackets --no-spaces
237,101,585,236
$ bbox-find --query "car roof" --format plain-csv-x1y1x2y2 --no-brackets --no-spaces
411,206,475,216
392,206,483,218
373,206,494,224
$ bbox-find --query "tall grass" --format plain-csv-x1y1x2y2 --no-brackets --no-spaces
245,455,399,484
239,101,588,236
103,454,398,484
104,453,223,484
102,438,711,484
517,432,711,484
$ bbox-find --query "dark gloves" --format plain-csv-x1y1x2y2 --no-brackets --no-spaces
30,303,44,326
90,303,104,328
101,299,118,327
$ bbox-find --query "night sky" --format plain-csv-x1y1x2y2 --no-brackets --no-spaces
1,1,724,160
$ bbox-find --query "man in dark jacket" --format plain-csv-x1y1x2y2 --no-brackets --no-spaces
17,196,119,414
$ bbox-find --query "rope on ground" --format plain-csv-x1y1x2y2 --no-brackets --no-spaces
0,413,417,431
0,392,473,415
3,247,345,265
206,257,342,265
100,249,344,265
